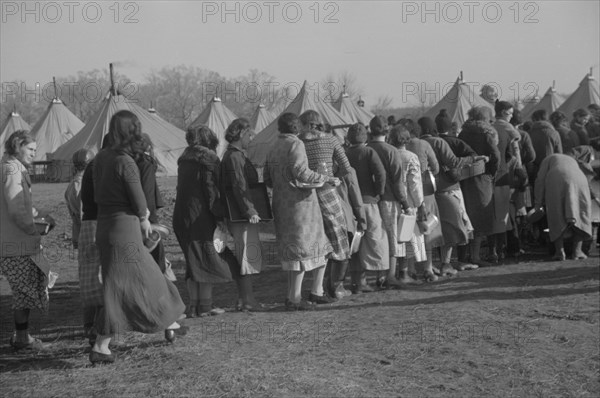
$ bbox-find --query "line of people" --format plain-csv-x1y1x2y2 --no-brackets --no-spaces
1,102,597,365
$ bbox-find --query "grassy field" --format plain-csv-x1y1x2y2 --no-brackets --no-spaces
0,177,599,397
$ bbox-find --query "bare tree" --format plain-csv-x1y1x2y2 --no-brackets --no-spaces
224,69,280,119
143,65,225,129
371,95,394,115
320,71,364,104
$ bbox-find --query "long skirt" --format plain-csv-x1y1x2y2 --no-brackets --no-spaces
350,203,389,272
423,194,444,248
316,187,350,261
0,256,48,311
78,220,103,307
96,213,185,335
492,185,512,234
435,189,473,246
461,174,495,236
228,221,263,275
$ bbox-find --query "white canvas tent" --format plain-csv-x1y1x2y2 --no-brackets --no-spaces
522,84,563,120
247,80,352,169
29,98,84,161
250,104,275,133
50,91,187,181
557,70,600,118
424,74,494,126
0,110,31,150
333,92,374,125
188,97,238,158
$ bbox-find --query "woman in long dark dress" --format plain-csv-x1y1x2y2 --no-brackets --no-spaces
220,118,263,311
459,107,501,267
91,111,185,364
173,125,239,317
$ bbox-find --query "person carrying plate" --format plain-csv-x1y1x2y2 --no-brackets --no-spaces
1,130,52,351
299,110,352,301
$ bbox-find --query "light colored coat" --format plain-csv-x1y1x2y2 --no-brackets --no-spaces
264,134,329,271
1,155,41,257
534,154,592,242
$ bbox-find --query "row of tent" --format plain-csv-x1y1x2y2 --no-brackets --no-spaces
0,71,598,180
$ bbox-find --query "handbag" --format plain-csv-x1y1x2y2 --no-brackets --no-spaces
417,204,439,235
397,214,416,242
422,170,436,196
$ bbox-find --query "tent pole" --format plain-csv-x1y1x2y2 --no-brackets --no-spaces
109,63,115,95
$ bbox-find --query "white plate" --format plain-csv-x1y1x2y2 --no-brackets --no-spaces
290,180,325,189
151,223,170,238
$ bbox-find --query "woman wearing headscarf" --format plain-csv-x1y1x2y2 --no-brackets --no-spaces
220,118,263,311
264,113,337,310
1,130,50,351
534,146,594,260
299,110,352,301
458,107,501,267
91,111,185,364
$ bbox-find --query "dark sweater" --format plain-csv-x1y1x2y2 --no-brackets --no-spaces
136,154,165,224
93,149,148,218
345,144,386,204
368,140,409,209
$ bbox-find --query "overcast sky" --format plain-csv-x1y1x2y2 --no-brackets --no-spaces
1,0,599,107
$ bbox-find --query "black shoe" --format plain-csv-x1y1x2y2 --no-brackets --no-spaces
308,293,337,304
89,350,116,364
285,299,316,311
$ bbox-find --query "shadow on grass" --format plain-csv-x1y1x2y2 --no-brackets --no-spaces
324,286,600,312
0,346,82,372
428,265,599,290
